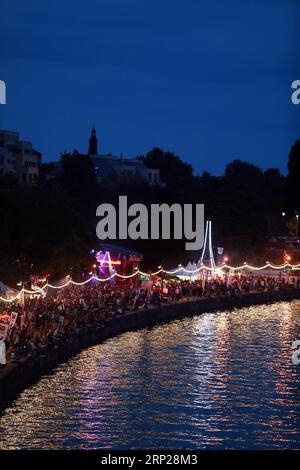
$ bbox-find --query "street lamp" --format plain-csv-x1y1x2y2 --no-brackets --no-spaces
296,214,299,237
281,211,287,236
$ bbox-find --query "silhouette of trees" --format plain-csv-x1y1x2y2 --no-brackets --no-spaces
0,140,298,285
0,177,91,284
287,139,300,212
139,147,193,190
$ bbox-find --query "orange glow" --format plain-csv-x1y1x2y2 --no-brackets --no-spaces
100,260,121,266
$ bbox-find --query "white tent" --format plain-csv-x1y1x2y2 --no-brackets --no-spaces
176,221,217,279
0,281,19,302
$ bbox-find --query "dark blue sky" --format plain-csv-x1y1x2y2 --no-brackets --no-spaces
1,0,299,175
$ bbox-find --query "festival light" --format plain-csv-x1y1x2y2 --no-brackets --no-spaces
0,289,24,303
3,218,300,304
99,260,121,266
1,261,300,304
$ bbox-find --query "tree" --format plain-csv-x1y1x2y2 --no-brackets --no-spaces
60,151,98,198
0,178,92,284
139,147,193,190
287,139,300,211
225,160,263,183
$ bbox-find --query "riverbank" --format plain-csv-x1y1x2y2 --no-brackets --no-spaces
1,288,300,412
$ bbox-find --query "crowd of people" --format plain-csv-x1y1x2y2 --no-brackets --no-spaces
0,274,299,366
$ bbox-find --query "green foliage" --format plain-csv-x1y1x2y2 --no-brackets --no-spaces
1,140,297,285
0,177,92,285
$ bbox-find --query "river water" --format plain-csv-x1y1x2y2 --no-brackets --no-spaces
0,301,300,449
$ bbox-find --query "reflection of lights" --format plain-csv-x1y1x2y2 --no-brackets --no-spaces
1,301,300,449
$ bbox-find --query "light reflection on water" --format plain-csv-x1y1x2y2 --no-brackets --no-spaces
0,301,300,449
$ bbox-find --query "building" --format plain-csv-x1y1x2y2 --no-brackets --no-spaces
0,130,41,185
44,128,161,185
87,128,160,185
93,242,143,286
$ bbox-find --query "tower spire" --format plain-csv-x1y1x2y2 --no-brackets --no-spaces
88,127,98,155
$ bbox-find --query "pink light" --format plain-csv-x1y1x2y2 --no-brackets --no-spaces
96,250,121,266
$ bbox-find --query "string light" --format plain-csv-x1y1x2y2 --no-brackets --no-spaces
0,289,25,303
1,261,300,304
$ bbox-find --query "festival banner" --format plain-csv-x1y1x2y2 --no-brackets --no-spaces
6,311,19,340
0,340,6,365
0,322,9,342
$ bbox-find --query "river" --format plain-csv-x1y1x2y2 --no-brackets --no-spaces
0,300,300,449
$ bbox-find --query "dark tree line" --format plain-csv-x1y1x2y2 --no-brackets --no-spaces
0,140,299,285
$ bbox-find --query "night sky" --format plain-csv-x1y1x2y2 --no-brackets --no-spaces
1,0,299,175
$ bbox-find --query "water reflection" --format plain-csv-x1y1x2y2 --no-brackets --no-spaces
0,301,300,449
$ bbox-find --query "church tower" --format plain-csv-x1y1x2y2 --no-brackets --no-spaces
88,127,98,155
